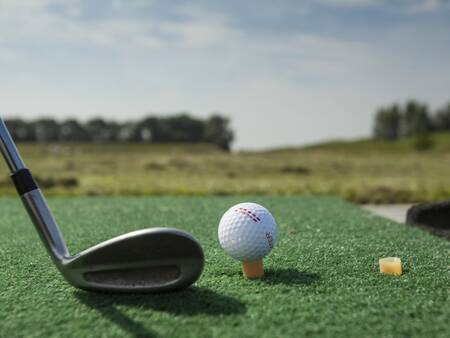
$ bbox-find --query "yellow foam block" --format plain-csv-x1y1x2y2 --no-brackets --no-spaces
379,257,402,276
242,260,264,279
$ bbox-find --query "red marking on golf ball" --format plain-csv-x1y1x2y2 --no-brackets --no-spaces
235,208,260,223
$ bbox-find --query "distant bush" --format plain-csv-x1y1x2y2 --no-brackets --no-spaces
34,176,79,189
279,166,311,175
413,133,434,152
4,113,234,151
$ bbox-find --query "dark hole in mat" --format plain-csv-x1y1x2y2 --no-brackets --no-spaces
406,200,450,240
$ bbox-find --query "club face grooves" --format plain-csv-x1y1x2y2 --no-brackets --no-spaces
83,265,181,287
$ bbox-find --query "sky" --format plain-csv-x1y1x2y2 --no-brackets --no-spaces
1,0,450,149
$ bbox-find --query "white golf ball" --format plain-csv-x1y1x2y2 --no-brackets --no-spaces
218,202,277,261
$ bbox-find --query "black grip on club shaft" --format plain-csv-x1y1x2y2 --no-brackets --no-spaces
11,168,38,196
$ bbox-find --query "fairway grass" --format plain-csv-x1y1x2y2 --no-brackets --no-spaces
0,196,448,337
1,141,450,203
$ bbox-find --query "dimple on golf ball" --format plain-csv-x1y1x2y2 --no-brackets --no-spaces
218,202,277,261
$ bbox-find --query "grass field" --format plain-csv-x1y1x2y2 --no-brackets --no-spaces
1,134,450,203
0,196,448,337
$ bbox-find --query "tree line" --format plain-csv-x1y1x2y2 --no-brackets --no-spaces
4,113,234,151
374,100,450,140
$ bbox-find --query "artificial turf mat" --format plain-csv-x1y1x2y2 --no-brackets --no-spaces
0,196,448,338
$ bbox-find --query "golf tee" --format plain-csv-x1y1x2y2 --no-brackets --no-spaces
242,260,264,279
379,257,402,276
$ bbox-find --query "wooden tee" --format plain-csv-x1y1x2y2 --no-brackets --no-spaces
379,257,402,276
242,260,264,279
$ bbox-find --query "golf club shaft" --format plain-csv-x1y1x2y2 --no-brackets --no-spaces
0,119,69,261
0,121,26,172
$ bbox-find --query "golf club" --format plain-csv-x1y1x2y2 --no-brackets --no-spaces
0,118,204,293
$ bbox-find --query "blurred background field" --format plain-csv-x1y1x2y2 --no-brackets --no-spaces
2,132,449,204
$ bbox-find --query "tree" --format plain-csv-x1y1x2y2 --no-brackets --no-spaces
136,116,166,142
117,122,141,142
373,105,401,140
60,119,91,141
165,114,205,143
85,118,120,142
136,114,206,143
1,113,235,147
204,115,234,151
433,103,450,131
413,133,434,151
399,100,431,137
33,118,60,142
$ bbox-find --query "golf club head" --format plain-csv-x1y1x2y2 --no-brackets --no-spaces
0,119,205,293
62,228,204,293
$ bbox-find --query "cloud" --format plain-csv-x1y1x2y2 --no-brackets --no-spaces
112,0,157,10
407,0,447,13
153,5,242,48
318,0,450,14
0,0,243,52
318,0,378,6
0,3,152,52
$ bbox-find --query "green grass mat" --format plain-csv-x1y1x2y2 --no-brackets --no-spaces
0,197,448,337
